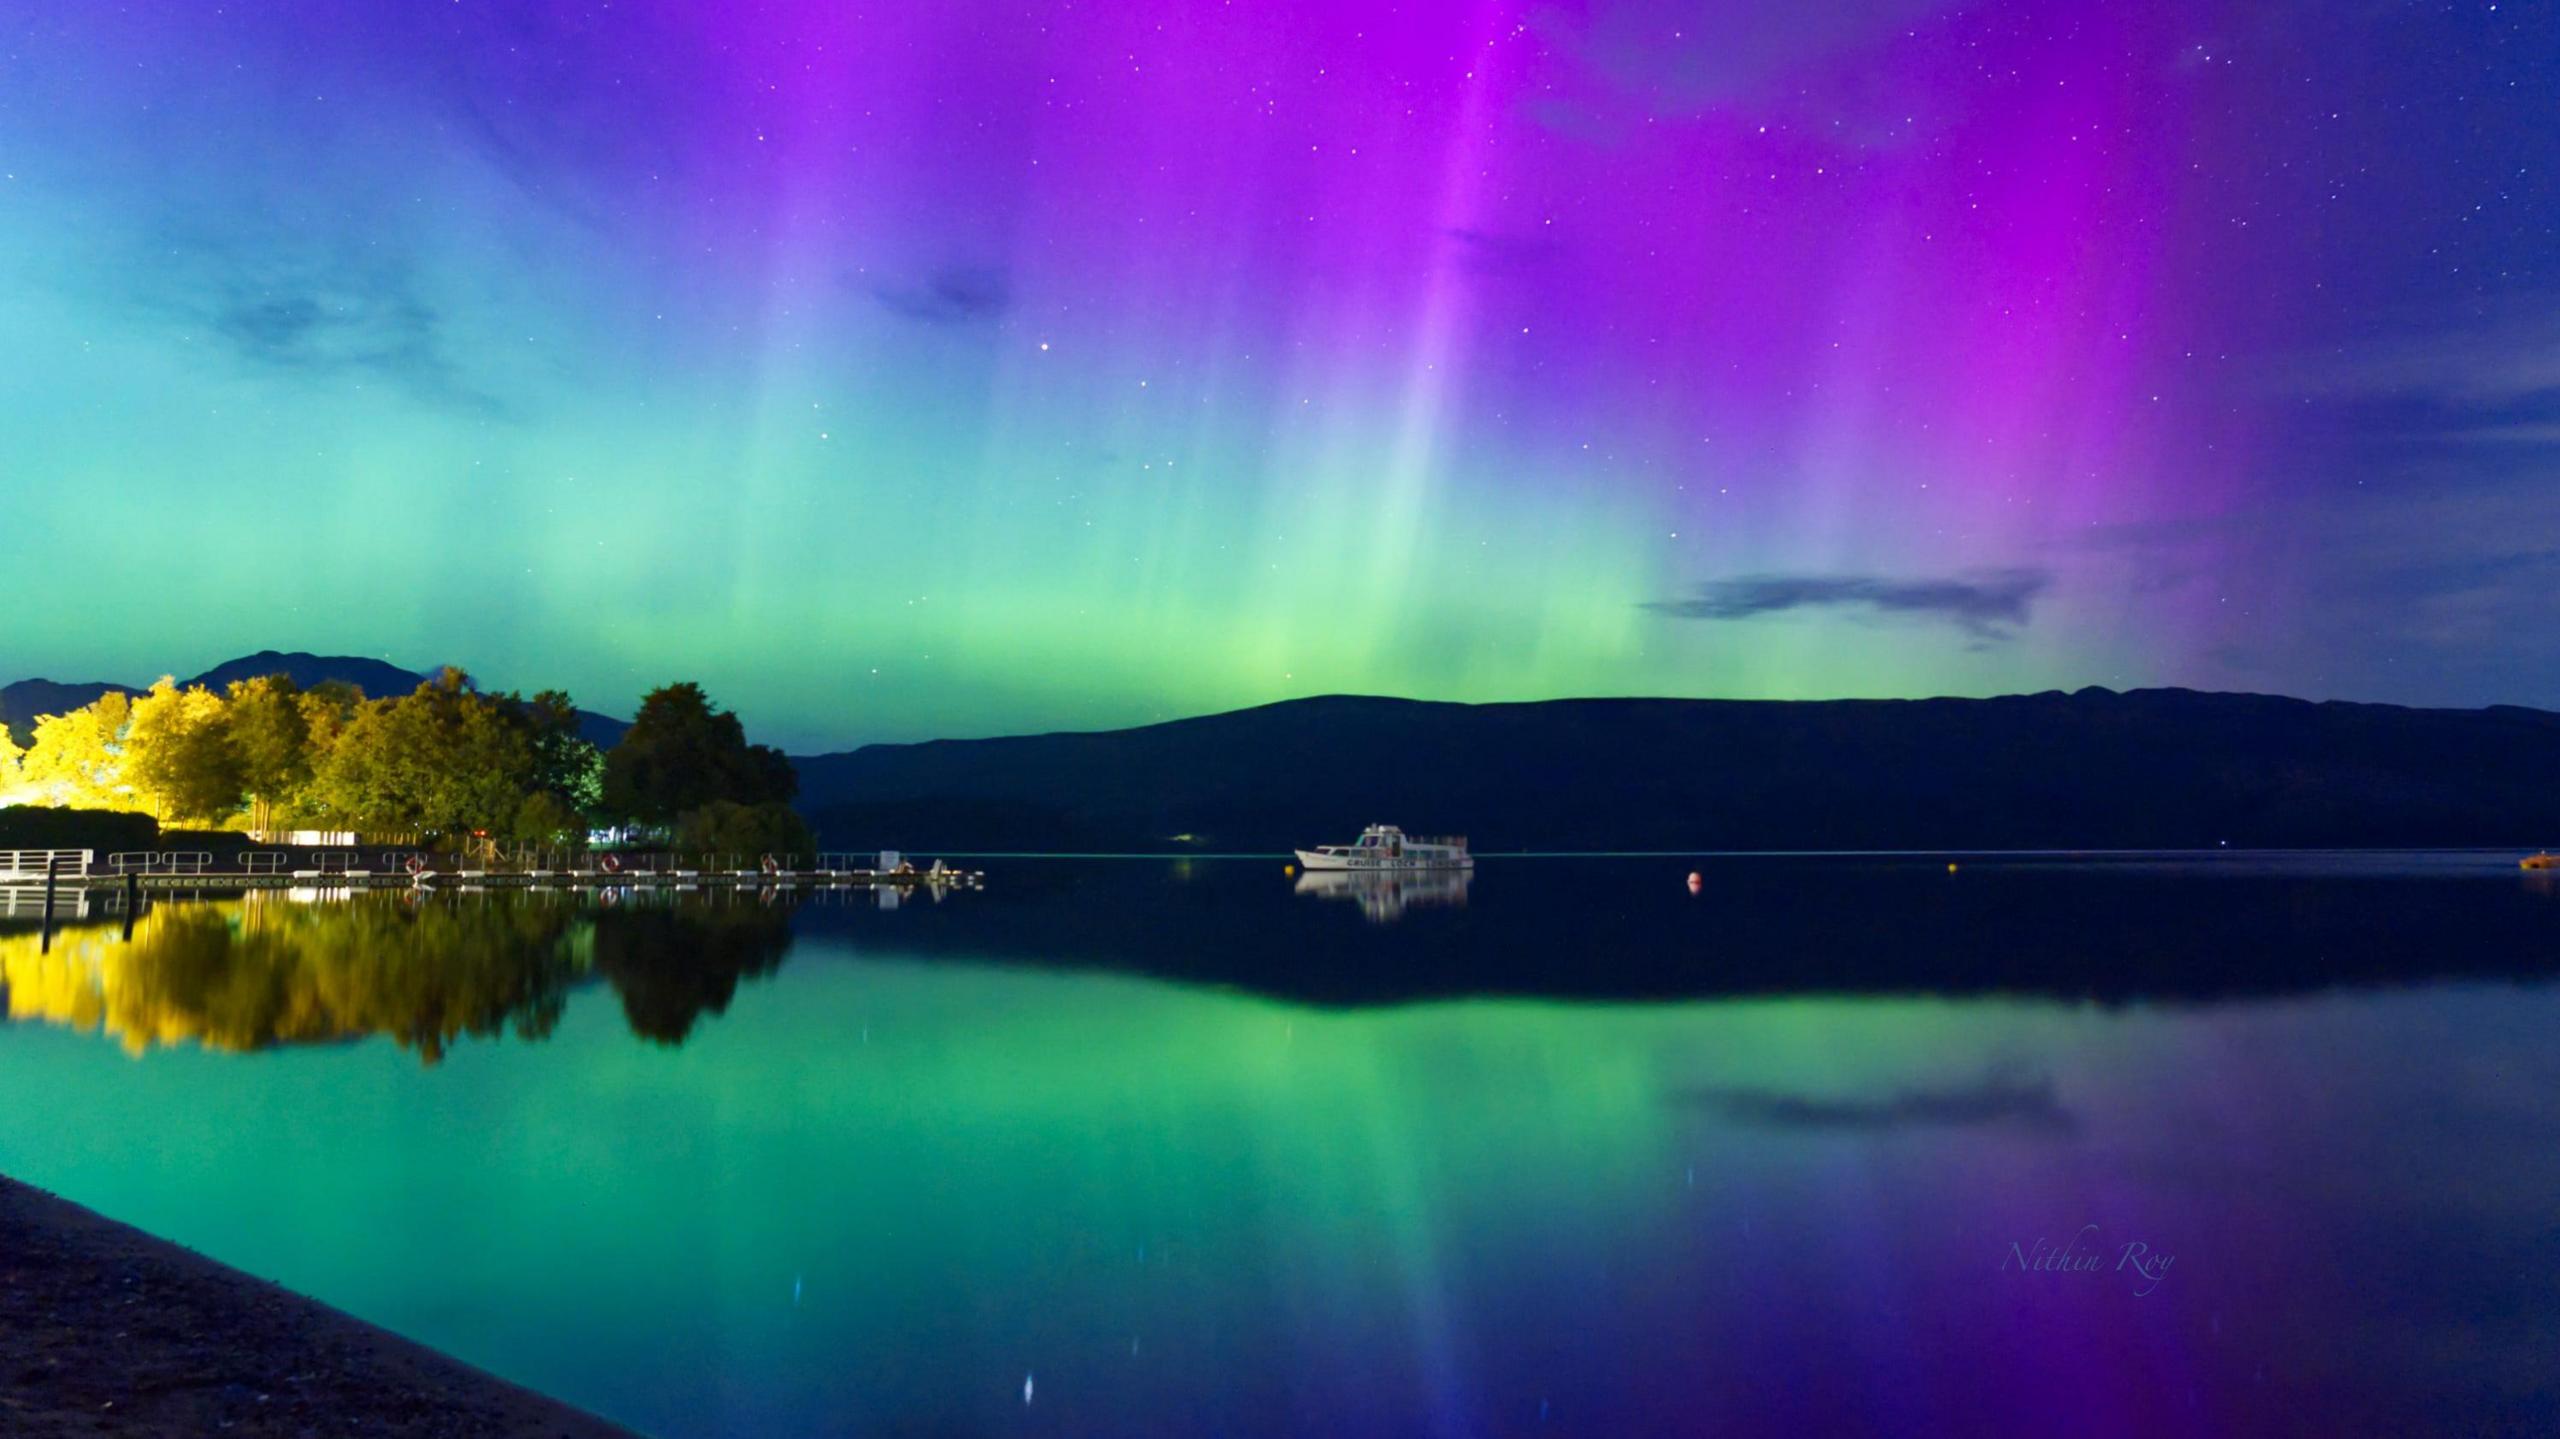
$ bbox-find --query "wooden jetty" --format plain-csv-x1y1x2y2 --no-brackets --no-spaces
0,848,986,898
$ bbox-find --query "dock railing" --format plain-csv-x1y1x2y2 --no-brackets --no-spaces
0,849,93,881
107,852,215,876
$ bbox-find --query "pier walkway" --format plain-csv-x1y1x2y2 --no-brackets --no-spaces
0,848,985,898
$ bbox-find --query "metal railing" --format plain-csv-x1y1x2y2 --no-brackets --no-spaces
2,849,94,878
105,851,213,875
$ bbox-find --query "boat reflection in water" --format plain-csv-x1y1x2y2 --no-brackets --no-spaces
0,888,797,1060
1292,864,1471,923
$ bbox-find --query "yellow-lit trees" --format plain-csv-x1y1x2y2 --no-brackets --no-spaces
17,692,137,810
8,666,623,847
309,669,540,838
225,675,316,837
125,678,242,824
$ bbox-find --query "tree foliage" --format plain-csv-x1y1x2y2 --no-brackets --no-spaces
511,789,586,845
308,669,548,835
0,665,744,844
525,689,604,810
601,683,795,824
125,678,240,823
16,692,137,810
226,675,315,835
671,799,815,860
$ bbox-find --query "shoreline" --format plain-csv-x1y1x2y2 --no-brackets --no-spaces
0,1174,639,1437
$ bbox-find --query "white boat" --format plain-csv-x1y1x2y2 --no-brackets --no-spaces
1295,824,1472,872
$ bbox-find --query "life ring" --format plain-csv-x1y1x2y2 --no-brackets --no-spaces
404,855,426,876
760,853,781,875
601,853,623,875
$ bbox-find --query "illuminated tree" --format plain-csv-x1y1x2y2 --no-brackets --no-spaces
17,692,137,810
224,674,315,837
126,677,242,824
311,669,539,836
4,665,683,853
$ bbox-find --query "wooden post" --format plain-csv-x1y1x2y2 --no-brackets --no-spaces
40,853,60,952
123,870,141,940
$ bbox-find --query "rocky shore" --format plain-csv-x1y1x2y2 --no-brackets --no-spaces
0,1176,638,1437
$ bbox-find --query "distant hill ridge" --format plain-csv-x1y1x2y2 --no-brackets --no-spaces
0,651,631,748
794,687,2560,851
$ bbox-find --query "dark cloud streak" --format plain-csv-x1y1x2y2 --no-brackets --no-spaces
1675,1069,2077,1135
1442,226,1566,274
872,266,1013,325
1643,567,2051,640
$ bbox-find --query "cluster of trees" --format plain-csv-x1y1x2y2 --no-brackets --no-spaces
0,671,804,851
607,682,808,855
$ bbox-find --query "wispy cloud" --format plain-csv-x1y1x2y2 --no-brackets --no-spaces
1642,567,2050,640
872,266,1013,325
1442,226,1566,274
120,221,505,417
1557,0,1961,109
2433,422,2560,447
2270,308,2560,411
1675,1068,2076,1135
1533,0,1973,145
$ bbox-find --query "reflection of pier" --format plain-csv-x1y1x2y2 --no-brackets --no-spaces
1294,866,1471,923
0,882,135,922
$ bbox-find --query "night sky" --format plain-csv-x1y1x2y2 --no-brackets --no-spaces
4,2,2555,749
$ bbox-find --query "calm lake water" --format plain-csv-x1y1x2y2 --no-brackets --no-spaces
3,854,2556,1436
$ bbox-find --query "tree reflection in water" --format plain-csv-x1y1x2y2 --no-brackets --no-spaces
588,894,795,1045
0,891,796,1061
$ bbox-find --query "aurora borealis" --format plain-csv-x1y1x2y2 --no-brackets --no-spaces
5,2,2557,747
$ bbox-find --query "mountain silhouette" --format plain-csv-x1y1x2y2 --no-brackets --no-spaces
795,688,2560,851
